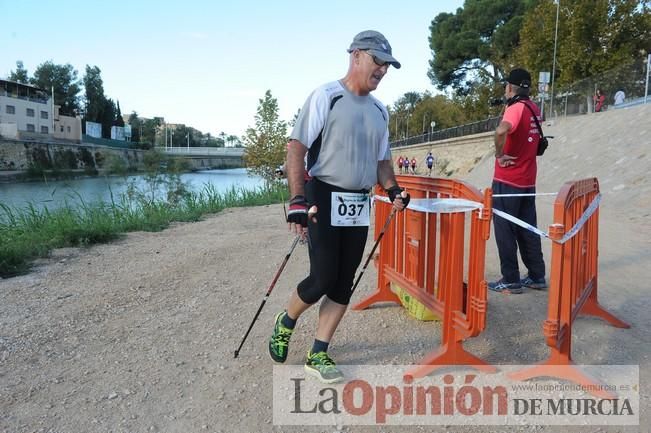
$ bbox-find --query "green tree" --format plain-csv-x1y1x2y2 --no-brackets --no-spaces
31,61,81,115
227,134,241,147
389,91,474,141
516,0,651,89
428,0,536,93
453,84,504,122
140,117,163,148
8,61,29,84
218,131,227,146
100,98,116,139
115,101,125,127
128,111,142,143
172,125,197,147
83,65,106,122
243,90,288,184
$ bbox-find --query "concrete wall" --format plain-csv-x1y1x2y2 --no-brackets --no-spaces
391,131,494,177
0,139,144,172
0,139,242,175
181,156,243,170
1,132,486,177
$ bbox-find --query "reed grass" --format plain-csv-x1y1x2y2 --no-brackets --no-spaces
0,182,287,278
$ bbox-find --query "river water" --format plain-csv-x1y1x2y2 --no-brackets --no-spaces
0,168,265,210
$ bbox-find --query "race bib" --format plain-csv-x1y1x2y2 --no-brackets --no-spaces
331,192,370,227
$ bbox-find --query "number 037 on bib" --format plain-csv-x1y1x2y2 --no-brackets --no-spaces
330,192,370,227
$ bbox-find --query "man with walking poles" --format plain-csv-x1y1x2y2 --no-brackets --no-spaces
267,30,410,383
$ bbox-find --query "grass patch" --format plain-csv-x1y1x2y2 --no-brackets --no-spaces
0,182,287,278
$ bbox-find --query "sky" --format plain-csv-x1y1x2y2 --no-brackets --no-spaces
1,0,464,138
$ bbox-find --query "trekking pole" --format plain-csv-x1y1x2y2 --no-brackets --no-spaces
275,167,287,221
234,235,300,358
349,206,397,296
279,188,287,221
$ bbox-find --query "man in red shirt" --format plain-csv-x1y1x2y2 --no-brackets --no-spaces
489,68,547,294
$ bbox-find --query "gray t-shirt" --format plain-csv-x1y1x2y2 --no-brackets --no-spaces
290,80,391,191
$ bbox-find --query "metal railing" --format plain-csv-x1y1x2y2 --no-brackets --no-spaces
544,57,650,118
391,116,499,148
82,134,132,149
390,56,650,148
159,146,245,156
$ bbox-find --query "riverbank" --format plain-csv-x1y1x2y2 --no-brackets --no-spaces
0,182,286,278
0,139,244,180
0,168,103,183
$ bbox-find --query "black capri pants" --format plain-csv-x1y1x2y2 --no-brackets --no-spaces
297,178,369,305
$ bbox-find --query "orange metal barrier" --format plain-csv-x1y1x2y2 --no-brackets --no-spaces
353,176,495,378
510,178,630,397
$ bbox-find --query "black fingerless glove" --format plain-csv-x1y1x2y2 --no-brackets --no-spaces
287,195,308,227
386,185,411,208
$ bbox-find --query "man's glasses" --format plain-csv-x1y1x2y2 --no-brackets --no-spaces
363,50,388,67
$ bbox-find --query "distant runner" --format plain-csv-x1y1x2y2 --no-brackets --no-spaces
426,152,434,176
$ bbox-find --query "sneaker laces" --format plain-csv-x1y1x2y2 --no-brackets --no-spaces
272,327,292,348
310,352,339,373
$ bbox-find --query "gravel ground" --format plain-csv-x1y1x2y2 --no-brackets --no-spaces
2,105,650,433
0,200,648,433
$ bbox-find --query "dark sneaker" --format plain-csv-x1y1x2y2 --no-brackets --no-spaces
488,279,523,294
520,276,547,290
268,311,293,363
304,351,344,384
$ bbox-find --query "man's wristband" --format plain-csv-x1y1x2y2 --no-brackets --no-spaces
289,195,307,205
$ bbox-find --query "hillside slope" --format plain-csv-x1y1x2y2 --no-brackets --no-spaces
464,103,651,225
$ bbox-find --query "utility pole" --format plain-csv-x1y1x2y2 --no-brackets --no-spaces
405,113,411,139
645,53,650,104
394,115,398,140
549,0,560,119
51,86,55,134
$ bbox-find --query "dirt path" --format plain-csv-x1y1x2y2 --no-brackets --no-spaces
2,106,650,433
1,199,648,433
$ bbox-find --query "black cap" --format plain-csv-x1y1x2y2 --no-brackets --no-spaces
505,68,531,88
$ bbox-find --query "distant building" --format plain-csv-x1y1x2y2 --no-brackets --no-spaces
53,105,82,142
0,79,81,142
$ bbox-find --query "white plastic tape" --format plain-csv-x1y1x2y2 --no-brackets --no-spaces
492,208,551,240
492,192,557,197
493,194,602,244
373,195,483,214
375,193,602,244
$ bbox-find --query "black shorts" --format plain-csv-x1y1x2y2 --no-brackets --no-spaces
296,178,369,305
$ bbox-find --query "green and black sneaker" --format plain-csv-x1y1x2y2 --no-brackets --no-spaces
268,311,294,363
304,350,344,384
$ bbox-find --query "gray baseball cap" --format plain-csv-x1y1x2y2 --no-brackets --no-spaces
347,30,401,69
